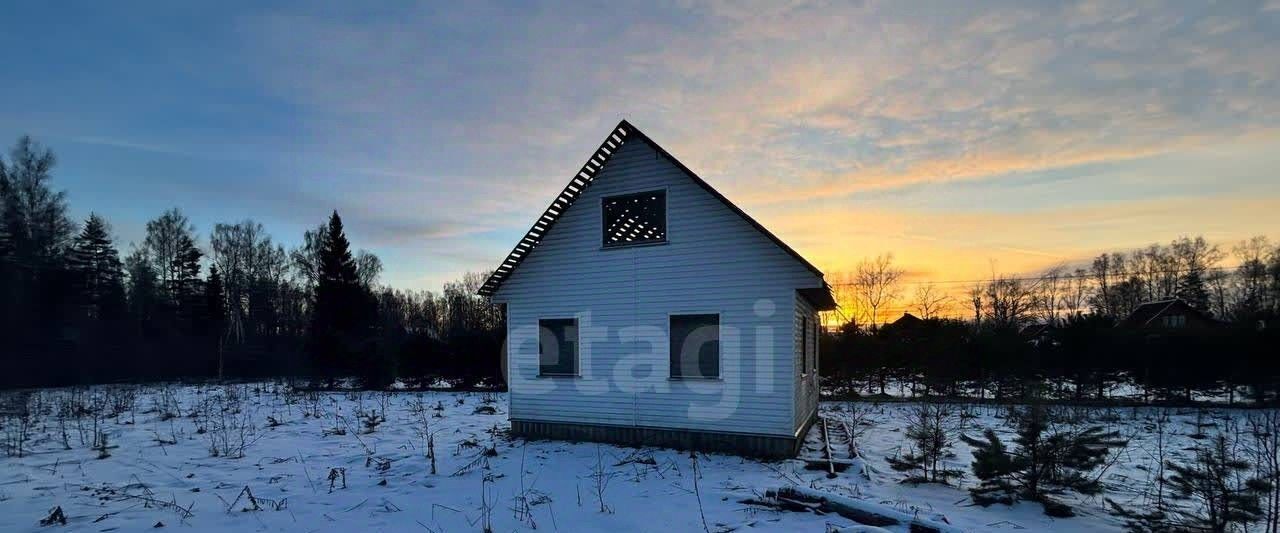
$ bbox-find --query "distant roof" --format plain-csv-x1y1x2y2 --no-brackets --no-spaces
891,312,922,326
1020,323,1053,337
1116,298,1212,328
477,120,828,301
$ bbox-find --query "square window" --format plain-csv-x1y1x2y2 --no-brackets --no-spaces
670,314,719,379
603,191,666,247
538,318,577,376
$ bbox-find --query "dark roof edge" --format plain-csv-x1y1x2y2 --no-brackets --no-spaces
624,122,825,280
477,121,632,297
478,119,827,297
799,283,838,311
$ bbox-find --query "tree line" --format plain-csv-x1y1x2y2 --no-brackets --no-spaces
823,240,1280,404
0,135,503,389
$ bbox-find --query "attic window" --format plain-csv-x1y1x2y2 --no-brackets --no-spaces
602,191,666,247
1161,314,1187,328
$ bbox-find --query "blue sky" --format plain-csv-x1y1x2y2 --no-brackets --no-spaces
3,1,1279,292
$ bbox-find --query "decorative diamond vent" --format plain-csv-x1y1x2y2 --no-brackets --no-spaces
602,191,666,247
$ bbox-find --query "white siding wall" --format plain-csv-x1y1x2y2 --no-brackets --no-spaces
495,138,823,437
793,294,820,433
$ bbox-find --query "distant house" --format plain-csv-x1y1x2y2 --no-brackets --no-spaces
889,312,923,329
1116,298,1218,331
478,120,836,457
1019,323,1053,338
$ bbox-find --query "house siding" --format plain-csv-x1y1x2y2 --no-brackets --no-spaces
495,137,822,438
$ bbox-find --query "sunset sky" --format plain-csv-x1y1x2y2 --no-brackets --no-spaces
3,1,1279,313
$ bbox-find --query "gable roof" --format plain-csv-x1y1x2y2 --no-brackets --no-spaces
1116,298,1214,328
891,312,923,327
477,119,827,298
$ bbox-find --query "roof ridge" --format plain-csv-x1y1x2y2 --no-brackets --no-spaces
1141,299,1181,327
477,120,632,296
477,119,825,297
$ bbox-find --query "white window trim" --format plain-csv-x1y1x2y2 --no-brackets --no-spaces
537,315,581,378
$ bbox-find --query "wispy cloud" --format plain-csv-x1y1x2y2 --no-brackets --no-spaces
3,1,1278,290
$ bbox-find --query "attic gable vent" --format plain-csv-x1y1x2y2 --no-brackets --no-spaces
602,190,666,247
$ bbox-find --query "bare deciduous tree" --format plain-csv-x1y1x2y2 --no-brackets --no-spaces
968,284,983,328
912,283,950,319
1062,268,1090,318
1036,265,1065,325
143,208,197,299
355,250,383,287
982,270,1039,330
852,253,903,328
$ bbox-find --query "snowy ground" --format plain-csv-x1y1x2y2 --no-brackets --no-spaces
0,383,1267,532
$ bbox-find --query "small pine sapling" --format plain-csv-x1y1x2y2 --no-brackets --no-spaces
887,403,963,485
961,403,1126,517
1110,431,1274,532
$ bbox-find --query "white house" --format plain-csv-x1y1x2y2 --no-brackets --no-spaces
478,120,836,457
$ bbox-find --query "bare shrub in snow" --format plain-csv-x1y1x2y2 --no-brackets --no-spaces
476,473,496,533
1249,410,1280,533
1,391,35,457
327,468,347,493
200,386,259,458
105,386,138,422
299,389,324,419
584,445,620,513
511,445,551,529
150,386,180,420
408,395,440,474
92,431,112,459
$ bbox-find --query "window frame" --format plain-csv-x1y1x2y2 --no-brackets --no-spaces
667,312,722,380
811,319,820,375
600,188,669,250
800,315,809,377
537,316,580,377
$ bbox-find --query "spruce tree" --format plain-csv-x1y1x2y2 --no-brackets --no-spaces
68,214,125,320
170,233,203,299
0,160,14,331
0,158,11,259
205,265,227,378
168,232,204,337
1177,269,1211,313
309,211,377,386
125,248,158,328
961,404,1126,517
